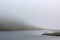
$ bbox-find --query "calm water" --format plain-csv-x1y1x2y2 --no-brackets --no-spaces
0,30,60,40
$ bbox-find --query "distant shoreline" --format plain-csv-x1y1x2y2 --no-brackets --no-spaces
0,29,40,31
0,26,41,31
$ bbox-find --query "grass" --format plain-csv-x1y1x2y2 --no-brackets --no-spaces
42,32,60,36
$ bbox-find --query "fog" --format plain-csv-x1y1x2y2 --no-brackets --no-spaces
0,0,60,30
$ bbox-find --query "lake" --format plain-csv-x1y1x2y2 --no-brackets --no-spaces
0,30,60,40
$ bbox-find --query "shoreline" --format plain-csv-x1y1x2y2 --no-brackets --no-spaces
42,32,60,36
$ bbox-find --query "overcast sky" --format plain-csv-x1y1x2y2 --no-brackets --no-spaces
0,0,60,29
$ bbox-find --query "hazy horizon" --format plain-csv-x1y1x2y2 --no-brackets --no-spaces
0,0,60,30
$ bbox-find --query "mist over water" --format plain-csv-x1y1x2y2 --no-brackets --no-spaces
0,0,60,40
0,0,60,30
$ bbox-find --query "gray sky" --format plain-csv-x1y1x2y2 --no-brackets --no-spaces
0,0,60,29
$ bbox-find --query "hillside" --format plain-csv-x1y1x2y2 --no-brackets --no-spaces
0,20,42,31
